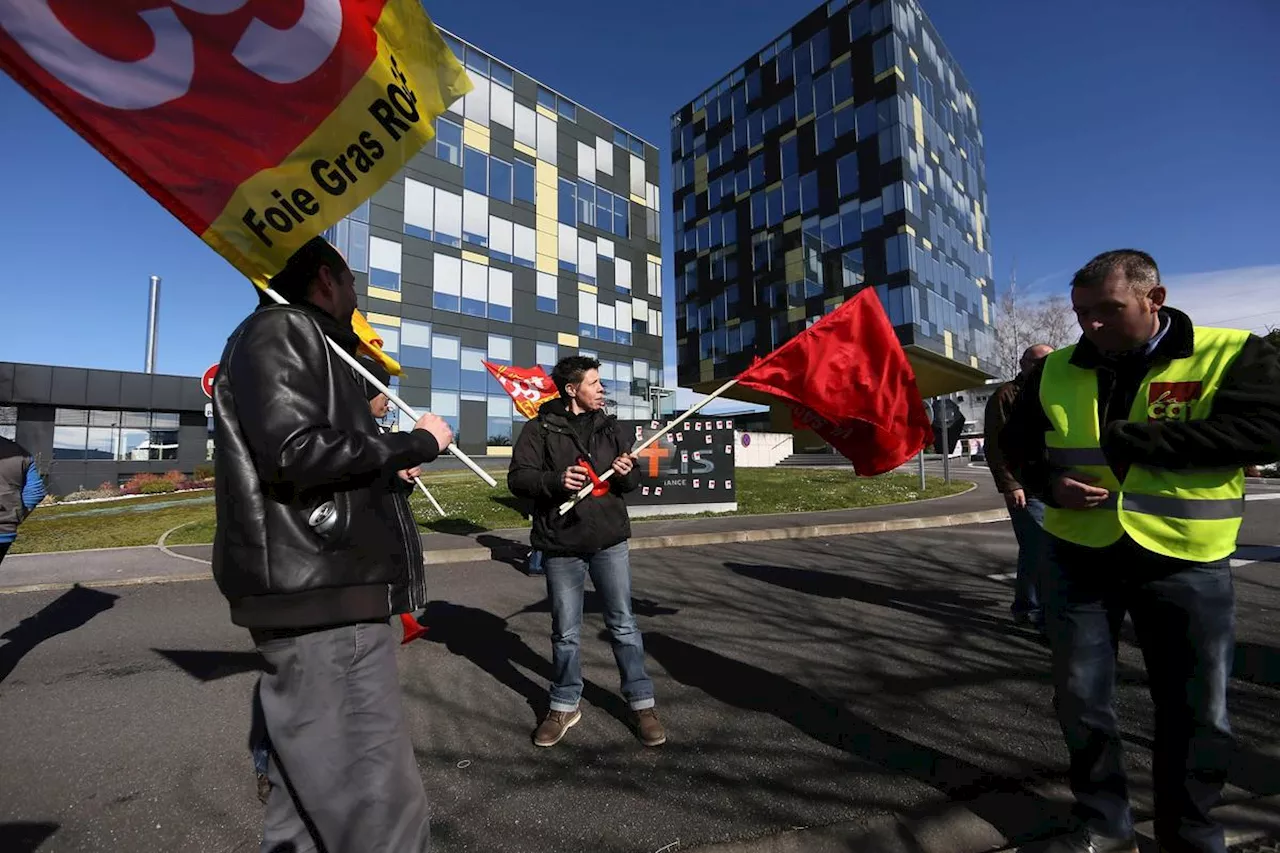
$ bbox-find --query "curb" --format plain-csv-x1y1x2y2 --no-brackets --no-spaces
423,506,1010,565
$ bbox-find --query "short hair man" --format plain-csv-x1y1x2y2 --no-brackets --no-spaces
984,343,1054,628
0,436,46,564
507,355,665,748
1002,249,1280,853
213,236,453,852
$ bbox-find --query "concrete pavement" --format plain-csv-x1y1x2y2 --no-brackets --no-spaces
3,515,1280,852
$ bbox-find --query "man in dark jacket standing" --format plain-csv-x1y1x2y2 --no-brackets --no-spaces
213,237,452,853
984,343,1054,628
1002,249,1280,853
508,355,665,748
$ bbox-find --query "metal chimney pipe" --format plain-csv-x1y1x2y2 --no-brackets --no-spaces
145,275,161,374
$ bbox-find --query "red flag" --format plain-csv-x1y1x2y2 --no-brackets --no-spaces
484,362,559,420
734,288,931,475
0,1,470,285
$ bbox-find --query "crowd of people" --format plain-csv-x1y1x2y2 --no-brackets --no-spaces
4,240,1262,852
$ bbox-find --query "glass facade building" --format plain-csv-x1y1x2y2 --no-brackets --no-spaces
670,0,996,402
326,30,664,454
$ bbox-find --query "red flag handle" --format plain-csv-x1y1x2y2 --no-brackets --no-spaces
577,458,611,497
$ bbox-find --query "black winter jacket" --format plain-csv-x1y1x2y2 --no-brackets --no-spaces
212,302,439,630
508,398,640,556
1001,306,1280,503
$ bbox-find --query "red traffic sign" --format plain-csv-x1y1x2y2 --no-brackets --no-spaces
201,364,219,398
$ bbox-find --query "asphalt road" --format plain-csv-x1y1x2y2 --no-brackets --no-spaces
3,497,1280,853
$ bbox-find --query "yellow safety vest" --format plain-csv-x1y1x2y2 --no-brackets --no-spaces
1039,326,1250,563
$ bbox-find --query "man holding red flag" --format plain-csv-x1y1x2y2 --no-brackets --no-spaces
508,356,665,748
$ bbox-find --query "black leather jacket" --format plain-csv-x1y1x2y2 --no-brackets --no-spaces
508,398,640,556
212,302,439,630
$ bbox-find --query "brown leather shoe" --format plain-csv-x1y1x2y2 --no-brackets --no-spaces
633,708,666,747
533,709,581,747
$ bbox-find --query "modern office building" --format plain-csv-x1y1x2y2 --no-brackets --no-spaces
325,29,665,456
0,361,211,496
670,0,996,421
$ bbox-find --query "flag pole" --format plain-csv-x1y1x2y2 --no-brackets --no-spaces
557,377,740,516
377,425,446,516
259,287,498,488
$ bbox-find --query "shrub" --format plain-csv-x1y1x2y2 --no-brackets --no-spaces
193,463,215,481
139,479,178,494
162,470,188,484
121,473,164,495
61,487,123,502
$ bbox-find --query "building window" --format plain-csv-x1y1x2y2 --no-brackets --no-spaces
431,390,460,434
487,395,513,444
404,178,434,241
515,103,536,149
513,157,535,205
513,223,536,268
431,334,461,390
837,152,858,198
489,156,513,204
433,254,461,312
537,87,556,110
435,117,462,166
462,190,489,248
54,408,179,461
536,272,557,314
434,188,462,248
489,216,513,263
579,290,597,338
401,320,431,369
558,178,576,225
615,257,632,294
369,237,401,290
536,114,557,164
0,405,15,441
489,268,513,323
536,342,558,372
462,260,487,317
464,146,488,194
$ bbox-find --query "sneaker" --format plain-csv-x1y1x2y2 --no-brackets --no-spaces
1042,830,1138,853
256,773,271,805
533,709,581,747
633,707,666,747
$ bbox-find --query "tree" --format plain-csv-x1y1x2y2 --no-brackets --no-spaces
1266,327,1280,349
992,286,1077,380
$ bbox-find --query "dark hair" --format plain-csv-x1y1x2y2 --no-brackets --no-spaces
357,357,391,401
267,237,349,303
1070,249,1160,292
552,355,601,398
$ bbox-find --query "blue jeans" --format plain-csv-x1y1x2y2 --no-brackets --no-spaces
1043,535,1235,853
1009,497,1048,621
545,541,655,713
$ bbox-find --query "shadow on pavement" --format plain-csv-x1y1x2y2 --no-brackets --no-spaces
0,585,119,685
644,630,1073,846
152,649,270,682
0,821,58,852
423,600,632,727
1234,641,1280,689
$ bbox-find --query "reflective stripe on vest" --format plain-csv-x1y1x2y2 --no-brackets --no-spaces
1038,326,1250,562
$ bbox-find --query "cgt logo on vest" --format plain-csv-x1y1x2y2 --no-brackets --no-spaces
1147,382,1202,422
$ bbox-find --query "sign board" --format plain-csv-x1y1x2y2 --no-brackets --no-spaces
201,364,219,399
204,402,214,418
622,418,736,511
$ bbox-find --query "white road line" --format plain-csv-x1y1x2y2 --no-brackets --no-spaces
986,572,1017,581
1245,493,1280,501
1230,545,1280,568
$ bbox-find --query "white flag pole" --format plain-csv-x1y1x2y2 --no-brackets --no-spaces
377,425,446,516
557,378,740,516
260,286,498,488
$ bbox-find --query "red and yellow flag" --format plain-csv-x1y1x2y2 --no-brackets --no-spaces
0,0,470,287
484,363,559,420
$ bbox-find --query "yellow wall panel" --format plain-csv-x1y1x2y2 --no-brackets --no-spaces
578,283,598,295
912,96,925,146
535,160,558,187
463,123,489,153
557,332,579,347
536,254,557,274
366,289,401,305
537,229,558,258
486,446,513,457
366,311,401,326
535,104,557,120
944,329,954,360
514,141,536,157
462,250,489,266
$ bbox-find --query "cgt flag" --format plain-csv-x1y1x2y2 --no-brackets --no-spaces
0,0,471,286
734,287,933,476
484,362,559,420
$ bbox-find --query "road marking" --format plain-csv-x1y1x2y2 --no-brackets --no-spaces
1245,493,1280,501
986,572,1017,581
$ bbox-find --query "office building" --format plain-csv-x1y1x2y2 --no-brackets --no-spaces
0,361,211,496
670,0,996,418
324,29,665,456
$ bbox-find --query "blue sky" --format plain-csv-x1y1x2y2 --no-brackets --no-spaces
1,0,1278,396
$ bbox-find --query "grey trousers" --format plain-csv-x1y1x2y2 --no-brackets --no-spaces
255,621,430,853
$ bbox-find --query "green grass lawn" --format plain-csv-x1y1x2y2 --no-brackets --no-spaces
15,469,967,554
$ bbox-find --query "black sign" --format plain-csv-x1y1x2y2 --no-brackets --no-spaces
620,418,737,506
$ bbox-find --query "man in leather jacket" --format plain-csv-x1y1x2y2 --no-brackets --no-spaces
212,237,452,853
508,355,666,749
